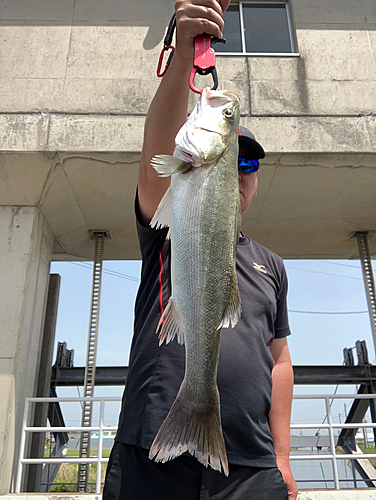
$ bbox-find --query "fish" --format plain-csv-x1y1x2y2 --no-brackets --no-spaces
148,87,242,476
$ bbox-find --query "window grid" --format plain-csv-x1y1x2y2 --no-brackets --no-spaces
218,1,299,57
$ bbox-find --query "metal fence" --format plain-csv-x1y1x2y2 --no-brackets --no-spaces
15,394,376,493
291,394,376,489
16,396,117,494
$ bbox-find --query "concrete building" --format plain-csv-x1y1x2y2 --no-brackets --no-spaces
0,0,375,496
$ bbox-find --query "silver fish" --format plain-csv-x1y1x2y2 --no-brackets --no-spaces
149,87,241,476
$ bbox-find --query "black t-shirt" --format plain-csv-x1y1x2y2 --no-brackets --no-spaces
116,199,291,468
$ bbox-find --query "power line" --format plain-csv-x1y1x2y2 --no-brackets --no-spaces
69,261,371,284
70,262,140,283
288,309,368,315
69,261,370,291
285,266,363,281
321,261,362,269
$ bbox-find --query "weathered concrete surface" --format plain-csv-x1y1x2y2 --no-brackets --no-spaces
0,208,54,494
251,79,376,116
0,1,375,117
0,115,50,151
1,113,375,155
293,0,376,26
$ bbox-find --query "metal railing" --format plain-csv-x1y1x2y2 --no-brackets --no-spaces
16,396,118,494
291,394,376,489
15,394,376,493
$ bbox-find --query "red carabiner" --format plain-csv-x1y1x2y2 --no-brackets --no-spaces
189,34,218,94
157,45,175,78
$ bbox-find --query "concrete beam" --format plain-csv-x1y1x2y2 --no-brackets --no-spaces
1,114,375,154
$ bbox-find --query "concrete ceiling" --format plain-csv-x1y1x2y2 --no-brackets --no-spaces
1,151,375,260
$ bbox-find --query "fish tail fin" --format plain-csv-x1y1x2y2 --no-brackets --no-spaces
149,387,229,476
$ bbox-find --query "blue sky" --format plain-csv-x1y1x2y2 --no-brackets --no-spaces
50,257,376,428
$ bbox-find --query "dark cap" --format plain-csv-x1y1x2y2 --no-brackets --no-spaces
238,126,265,159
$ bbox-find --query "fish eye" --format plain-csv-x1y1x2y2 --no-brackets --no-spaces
223,108,234,119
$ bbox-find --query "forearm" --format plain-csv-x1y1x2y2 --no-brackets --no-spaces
142,0,227,165
138,0,227,224
269,358,294,465
141,56,191,165
269,337,297,498
138,50,192,224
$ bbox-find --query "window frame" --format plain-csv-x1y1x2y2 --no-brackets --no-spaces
217,0,299,57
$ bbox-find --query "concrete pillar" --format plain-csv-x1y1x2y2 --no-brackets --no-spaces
0,207,54,494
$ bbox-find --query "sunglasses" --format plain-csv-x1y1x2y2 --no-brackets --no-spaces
238,157,260,173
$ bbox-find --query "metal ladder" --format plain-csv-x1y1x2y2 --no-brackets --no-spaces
356,231,376,359
77,231,106,492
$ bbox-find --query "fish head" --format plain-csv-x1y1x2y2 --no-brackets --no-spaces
174,87,240,167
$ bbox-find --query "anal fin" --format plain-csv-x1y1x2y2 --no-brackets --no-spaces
156,297,184,346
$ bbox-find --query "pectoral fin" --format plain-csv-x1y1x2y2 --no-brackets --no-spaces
151,155,192,177
218,265,242,329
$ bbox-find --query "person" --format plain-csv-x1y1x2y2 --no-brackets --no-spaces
103,1,298,499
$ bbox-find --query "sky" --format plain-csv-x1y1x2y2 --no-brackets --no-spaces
50,256,376,430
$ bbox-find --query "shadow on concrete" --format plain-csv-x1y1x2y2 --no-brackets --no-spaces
0,0,175,49
0,0,375,34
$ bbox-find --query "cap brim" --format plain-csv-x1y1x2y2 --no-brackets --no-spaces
238,136,265,160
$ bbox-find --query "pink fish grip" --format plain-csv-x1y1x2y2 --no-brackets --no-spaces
189,34,219,94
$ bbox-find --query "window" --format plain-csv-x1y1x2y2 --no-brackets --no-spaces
216,1,297,55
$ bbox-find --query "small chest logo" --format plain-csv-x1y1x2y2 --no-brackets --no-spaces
253,262,267,274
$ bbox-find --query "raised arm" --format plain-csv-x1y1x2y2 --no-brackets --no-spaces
138,0,229,225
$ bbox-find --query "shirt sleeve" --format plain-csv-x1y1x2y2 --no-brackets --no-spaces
274,262,291,338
